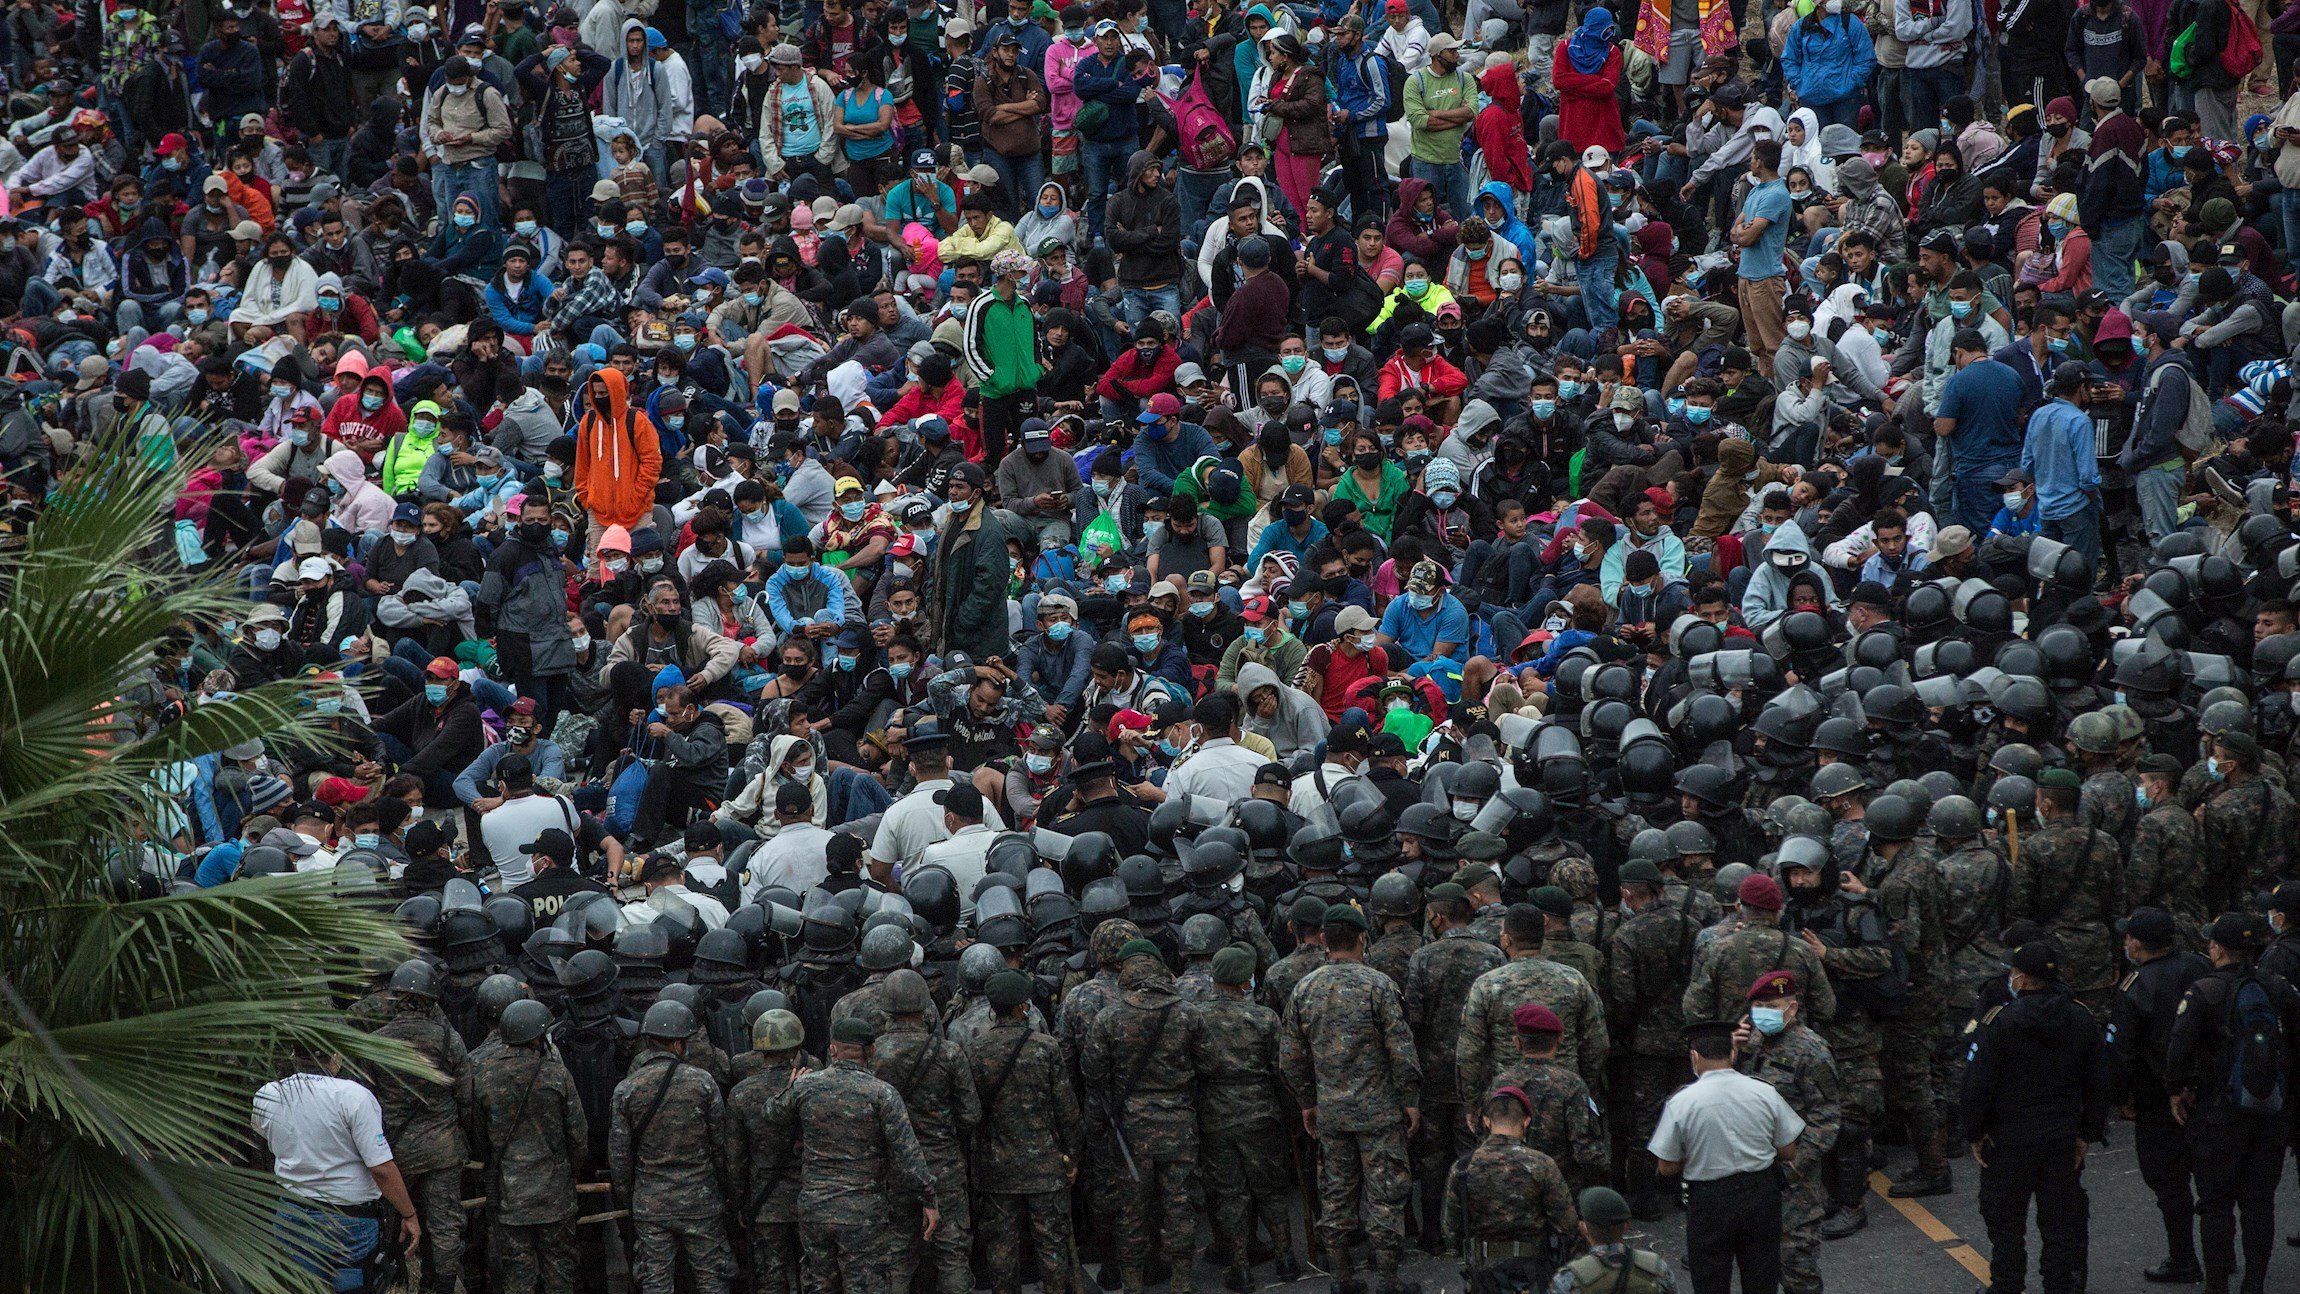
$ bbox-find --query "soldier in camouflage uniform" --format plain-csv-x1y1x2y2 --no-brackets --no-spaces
658,984,735,1087
2069,713,2139,852
2017,769,2126,1021
1548,858,1614,971
1486,1004,1611,1192
2126,755,2210,951
1929,795,2010,1116
1605,860,1703,1217
467,1000,587,1294
1777,835,1893,1239
373,962,471,1294
1198,945,1302,1287
1056,918,1141,1268
725,1009,811,1294
1456,852,1512,946
609,1001,736,1294
1682,873,1837,1028
1530,885,1603,986
1442,1085,1581,1292
1366,873,1428,991
836,933,946,1036
870,970,981,1294
1279,905,1424,1294
1080,939,1207,1294
1858,794,1952,1197
465,973,528,1071
1260,895,1331,1013
1456,905,1609,1102
2197,733,2296,916
1404,882,1507,1252
1175,914,1229,1003
967,970,1082,1294
790,1018,943,1294
1732,971,1842,1294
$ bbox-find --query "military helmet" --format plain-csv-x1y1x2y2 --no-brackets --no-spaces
741,988,789,1028
2101,703,2147,744
984,832,1038,884
1118,854,1166,900
880,968,932,1015
1996,676,2053,724
1180,912,1230,956
1397,802,1458,845
1079,875,1130,926
484,895,534,948
1811,716,1869,759
657,982,702,1011
476,973,527,1023
694,926,750,969
752,1008,805,1052
1865,794,1922,843
1774,835,1831,879
1089,918,1144,967
903,864,961,933
1762,795,1814,839
1674,763,1736,809
1452,761,1501,802
2067,710,2118,755
1809,762,1867,800
1916,769,1966,804
239,845,295,878
1059,831,1119,891
959,941,1008,994
1684,692,1740,748
613,920,669,963
1181,837,1246,889
1929,794,1984,841
1664,819,1717,857
1781,802,1832,840
1712,861,1754,903
858,922,913,971
801,903,858,953
1148,797,1198,859
1881,778,1933,822
389,958,441,998
1987,774,2037,817
2200,696,2253,739
394,892,443,932
1368,870,1421,917
1628,828,1678,866
1987,743,2043,781
639,998,697,1040
500,999,554,1046
1232,798,1291,860
559,948,619,998
1550,856,1598,901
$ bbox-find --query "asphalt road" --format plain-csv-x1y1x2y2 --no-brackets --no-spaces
1236,1125,2287,1294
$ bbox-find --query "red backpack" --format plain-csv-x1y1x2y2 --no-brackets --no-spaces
1169,68,1237,172
2223,0,2263,79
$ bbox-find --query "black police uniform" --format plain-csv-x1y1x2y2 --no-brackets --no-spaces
2109,938,2212,1280
2166,953,2300,1292
1960,972,2109,1294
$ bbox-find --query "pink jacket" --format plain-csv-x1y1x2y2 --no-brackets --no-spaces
1045,36,1087,132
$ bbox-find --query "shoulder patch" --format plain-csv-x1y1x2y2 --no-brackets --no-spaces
2119,971,2139,991
1980,1005,2004,1025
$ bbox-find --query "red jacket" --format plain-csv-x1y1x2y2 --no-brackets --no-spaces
1377,352,1469,403
875,379,967,431
1552,48,1627,157
1471,65,1536,194
1094,343,1181,402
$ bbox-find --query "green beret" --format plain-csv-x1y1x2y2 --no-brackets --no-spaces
1210,945,1256,985
831,1017,879,1046
1530,885,1575,918
1426,882,1468,903
1578,1186,1632,1226
985,969,1035,1010
1456,835,1508,865
1322,902,1369,931
1290,894,1331,927
2036,767,2082,791
1118,938,1163,962
1619,860,1666,886
2219,731,2263,763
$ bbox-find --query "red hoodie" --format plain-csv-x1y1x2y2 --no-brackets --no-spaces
1094,342,1182,402
1471,65,1536,195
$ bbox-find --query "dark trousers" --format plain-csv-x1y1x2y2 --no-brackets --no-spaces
2191,1116,2286,1288
2133,1107,2197,1266
1339,132,1390,228
981,390,1030,470
1976,1137,2088,1294
1684,1168,1782,1294
633,769,716,847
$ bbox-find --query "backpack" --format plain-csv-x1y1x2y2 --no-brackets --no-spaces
2221,0,2263,78
2225,972,2287,1115
2147,360,2216,457
1172,68,1237,172
1561,1249,1668,1294
1373,49,1406,123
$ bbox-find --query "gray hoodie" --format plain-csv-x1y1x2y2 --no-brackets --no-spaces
1738,522,1832,630
1237,661,1330,762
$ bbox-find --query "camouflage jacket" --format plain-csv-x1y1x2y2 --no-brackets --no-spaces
1279,958,1422,1132
1606,896,1706,1057
373,1002,470,1175
871,1019,982,1175
2012,816,2124,996
1682,919,1837,1028
1368,925,1427,993
1195,991,1288,1133
1935,841,2012,1006
1488,1056,1610,1189
1456,954,1609,1098
2124,803,2207,949
1441,1133,1579,1257
467,1045,588,1226
1259,945,1328,1015
835,972,946,1037
608,1050,727,1219
1055,968,1122,1091
785,1058,939,1221
2077,766,2139,852
1735,1021,1841,1163
724,1054,807,1224
1404,928,1507,1103
1079,962,1206,1147
2197,773,2296,913
1859,840,1946,991
964,1019,1080,1194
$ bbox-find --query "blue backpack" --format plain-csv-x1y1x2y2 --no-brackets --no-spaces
2226,973,2287,1116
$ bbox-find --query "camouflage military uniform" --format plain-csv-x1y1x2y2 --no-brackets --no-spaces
2125,801,2208,951
872,1020,981,1294
1661,879,1724,928
1278,958,1423,1273
786,1058,940,1294
1195,989,1299,1273
2196,771,2296,915
1606,893,1706,1153
1861,839,1947,1174
1175,960,1219,1002
1456,952,1610,1098
725,1054,808,1294
729,1047,822,1087
946,994,1049,1050
609,1050,735,1294
1545,935,1604,987
2012,816,2125,1019
1404,929,1507,1248
1828,818,1868,874
1488,1056,1610,1191
2076,766,2139,853
374,1000,470,1294
1933,840,2010,1102
1737,1022,1843,1294
1368,923,1428,993
966,1019,1081,1294
1441,1133,1579,1287
1259,944,1327,1014
468,1045,589,1294
1054,949,1130,1264
1682,918,1838,1029
1464,903,1510,948
1079,959,1207,1288
685,1037,735,1089
835,972,946,1036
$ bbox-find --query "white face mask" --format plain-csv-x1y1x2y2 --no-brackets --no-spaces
1787,320,1812,341
1451,800,1478,821
253,627,283,650
2002,491,2026,511
571,633,592,651
1613,411,1636,431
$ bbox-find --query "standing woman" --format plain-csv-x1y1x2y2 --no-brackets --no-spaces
833,52,900,197
1553,8,1627,157
1258,33,1331,234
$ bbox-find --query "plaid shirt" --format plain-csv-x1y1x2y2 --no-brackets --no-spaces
549,267,619,329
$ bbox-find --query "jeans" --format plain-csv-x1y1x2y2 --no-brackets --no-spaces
1903,63,1963,130
1577,239,1619,335
2092,215,2144,304
117,299,183,333
1954,459,2015,534
987,148,1046,222
1877,66,1906,140
306,137,349,179
1175,167,1226,243
1121,284,1180,335
545,169,588,234
437,158,500,227
1806,97,1862,131
276,1201,382,1293
1412,157,1471,225
2133,459,2184,542
2280,189,2300,266
2041,498,2102,578
1081,138,1134,239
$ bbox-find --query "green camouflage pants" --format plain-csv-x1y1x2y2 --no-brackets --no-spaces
891,1173,972,1294
1314,1123,1412,1256
747,1215,799,1294
632,1213,734,1294
1781,1166,1830,1294
799,1221,893,1294
490,1217,577,1294
409,1167,466,1294
979,1189,1075,1294
1880,1007,1941,1157
1113,1152,1198,1273
1202,1116,1297,1263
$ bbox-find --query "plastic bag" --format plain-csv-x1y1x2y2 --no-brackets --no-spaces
1080,509,1125,564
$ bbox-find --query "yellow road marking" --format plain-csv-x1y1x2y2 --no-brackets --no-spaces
1867,1171,1991,1281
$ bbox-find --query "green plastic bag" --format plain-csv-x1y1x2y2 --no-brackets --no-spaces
1081,509,1124,564
1568,447,1587,498
2170,22,2198,80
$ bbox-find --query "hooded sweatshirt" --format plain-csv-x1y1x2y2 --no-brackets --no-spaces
576,368,664,529
327,448,398,534
1472,65,1538,192
1696,438,1790,538
1237,660,1331,760
1739,522,1832,629
380,399,446,496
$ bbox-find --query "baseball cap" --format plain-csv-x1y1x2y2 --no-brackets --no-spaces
520,828,576,862
424,657,459,680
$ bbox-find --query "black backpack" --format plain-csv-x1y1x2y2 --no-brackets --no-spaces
2225,972,2287,1116
1373,50,1406,124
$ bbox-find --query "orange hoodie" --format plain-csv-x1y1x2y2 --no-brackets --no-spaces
574,368,663,529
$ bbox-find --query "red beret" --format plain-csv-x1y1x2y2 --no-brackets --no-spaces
1747,969,1800,1002
1512,1003,1564,1035
1737,873,1785,912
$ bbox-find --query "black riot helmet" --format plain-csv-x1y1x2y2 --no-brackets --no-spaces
1060,831,1120,892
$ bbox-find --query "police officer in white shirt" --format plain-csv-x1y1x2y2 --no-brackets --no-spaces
916,781,1000,916
746,781,837,898
1290,711,1374,820
252,1051,423,1289
1650,1019,1805,1294
1164,693,1266,804
871,721,1008,871
620,854,732,928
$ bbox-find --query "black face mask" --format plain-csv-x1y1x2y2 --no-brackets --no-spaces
2154,265,2179,285
1260,395,1288,414
654,611,683,630
516,521,549,545
268,254,294,270
1353,451,1383,472
781,662,810,680
2046,121,2071,138
1284,508,1308,527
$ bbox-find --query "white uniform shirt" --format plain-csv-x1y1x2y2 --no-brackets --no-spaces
252,1072,395,1205
1648,1066,1805,1182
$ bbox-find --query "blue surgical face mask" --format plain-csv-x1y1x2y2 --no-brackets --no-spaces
272,383,295,402
2047,334,2071,354
424,682,449,704
1287,599,1308,620
675,333,698,352
516,219,538,236
744,291,763,306
186,308,209,324
626,219,648,235
1048,620,1073,641
889,660,914,679
1323,345,1348,361
1872,326,1893,347
1243,625,1265,644
835,654,859,671
2208,756,2225,780
1558,379,1581,400
1666,397,1686,418
551,527,570,547
840,500,867,520
1188,600,1215,617
1531,398,1557,419
1751,1005,1787,1035
1037,201,1059,218
353,832,381,850
1949,299,1975,320
454,212,477,229
1686,405,1713,425
1105,573,1128,592
1133,632,1161,654
1158,738,1183,758
1409,591,1435,612
1323,427,1344,446
1027,752,1055,773
2172,145,2192,159
362,392,385,411
2134,784,2152,809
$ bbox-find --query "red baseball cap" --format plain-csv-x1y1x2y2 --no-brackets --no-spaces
315,775,370,806
1240,595,1273,622
1146,392,1182,417
156,132,190,155
424,657,459,680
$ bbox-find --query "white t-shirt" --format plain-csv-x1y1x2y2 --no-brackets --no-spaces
479,793,579,889
251,1072,394,1205
871,778,1010,870
747,822,835,898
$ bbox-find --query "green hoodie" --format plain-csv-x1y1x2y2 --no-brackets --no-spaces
380,400,445,497
1176,454,1258,523
964,285,1043,401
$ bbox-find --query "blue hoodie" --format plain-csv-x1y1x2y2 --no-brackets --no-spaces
1475,183,1537,257
1779,12,1875,108
1130,419,1217,496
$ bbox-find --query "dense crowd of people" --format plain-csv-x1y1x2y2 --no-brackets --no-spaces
36,0,2300,1287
